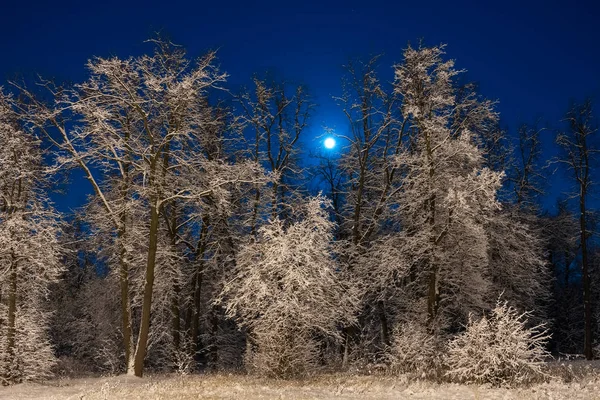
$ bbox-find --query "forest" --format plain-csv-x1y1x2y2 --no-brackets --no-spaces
0,38,598,389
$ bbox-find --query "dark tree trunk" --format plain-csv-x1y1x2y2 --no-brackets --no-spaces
377,301,390,347
5,254,17,383
580,190,593,360
133,199,160,377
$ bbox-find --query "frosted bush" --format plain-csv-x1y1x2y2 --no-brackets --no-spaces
445,300,550,386
389,321,443,378
244,324,321,378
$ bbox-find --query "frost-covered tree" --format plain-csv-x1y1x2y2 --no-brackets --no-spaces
0,91,64,384
391,44,504,329
388,321,442,378
16,39,267,376
332,46,549,367
218,195,356,377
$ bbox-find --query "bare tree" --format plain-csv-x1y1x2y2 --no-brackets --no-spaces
553,99,598,359
332,56,404,363
335,56,403,247
542,201,581,354
239,77,313,228
511,122,546,208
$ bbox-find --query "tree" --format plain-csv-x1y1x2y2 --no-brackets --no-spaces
485,208,549,320
542,202,582,354
238,77,313,228
333,56,404,362
511,122,546,208
309,149,344,230
0,90,64,384
335,56,404,248
218,195,356,377
392,44,504,329
488,120,550,322
16,39,267,376
554,99,598,359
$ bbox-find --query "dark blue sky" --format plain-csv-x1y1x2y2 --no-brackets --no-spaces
1,0,598,211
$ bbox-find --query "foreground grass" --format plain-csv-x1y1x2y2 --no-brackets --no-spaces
2,366,600,400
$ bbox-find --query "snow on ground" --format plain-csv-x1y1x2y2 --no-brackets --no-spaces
2,370,600,400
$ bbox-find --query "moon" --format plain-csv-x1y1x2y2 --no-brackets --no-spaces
324,137,336,149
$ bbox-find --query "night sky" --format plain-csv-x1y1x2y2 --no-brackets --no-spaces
1,0,598,212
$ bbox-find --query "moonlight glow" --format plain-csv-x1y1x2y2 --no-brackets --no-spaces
324,137,336,149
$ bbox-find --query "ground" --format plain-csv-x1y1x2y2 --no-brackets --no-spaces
2,368,600,400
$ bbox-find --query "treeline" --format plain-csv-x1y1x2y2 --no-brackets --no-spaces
0,39,597,384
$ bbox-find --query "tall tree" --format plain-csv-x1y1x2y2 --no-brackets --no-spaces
511,122,546,208
335,56,403,248
392,44,504,329
333,57,404,362
554,99,598,359
0,91,64,384
16,40,266,376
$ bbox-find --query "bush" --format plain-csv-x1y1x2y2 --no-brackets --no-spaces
389,321,444,378
444,300,550,386
244,324,320,378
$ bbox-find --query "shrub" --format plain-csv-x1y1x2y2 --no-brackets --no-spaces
244,324,320,378
389,321,444,378
444,299,550,386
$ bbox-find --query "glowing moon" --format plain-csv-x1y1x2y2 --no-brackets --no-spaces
324,137,336,149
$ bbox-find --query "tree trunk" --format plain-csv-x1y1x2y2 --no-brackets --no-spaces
209,308,219,370
580,190,593,360
341,327,351,369
172,284,181,353
377,301,390,348
117,209,135,374
133,199,160,377
427,265,440,322
250,188,261,237
118,241,135,375
191,219,209,358
169,206,181,356
5,254,17,382
271,181,279,220
191,266,203,353
425,130,439,323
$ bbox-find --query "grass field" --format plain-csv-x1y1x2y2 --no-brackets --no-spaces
2,363,600,400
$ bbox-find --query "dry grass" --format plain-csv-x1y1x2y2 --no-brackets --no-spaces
1,369,600,399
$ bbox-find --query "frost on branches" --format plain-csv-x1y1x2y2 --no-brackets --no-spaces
218,195,356,377
0,91,64,384
0,39,561,384
391,44,504,330
17,39,268,377
445,299,550,386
